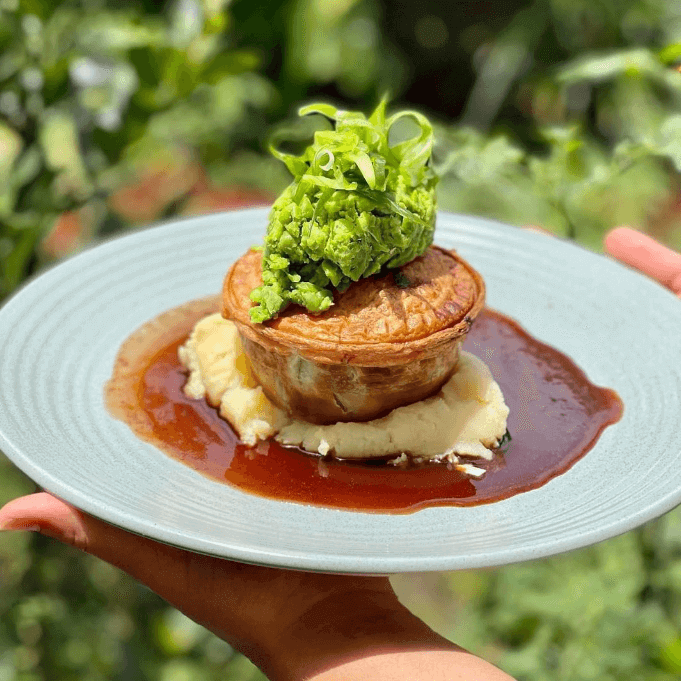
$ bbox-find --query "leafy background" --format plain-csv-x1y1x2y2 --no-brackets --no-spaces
1,0,680,679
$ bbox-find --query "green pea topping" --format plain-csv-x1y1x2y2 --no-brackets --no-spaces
249,100,437,323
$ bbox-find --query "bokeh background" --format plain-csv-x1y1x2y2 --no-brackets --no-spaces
1,0,681,679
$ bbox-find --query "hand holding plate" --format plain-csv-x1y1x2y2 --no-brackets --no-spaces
0,492,513,681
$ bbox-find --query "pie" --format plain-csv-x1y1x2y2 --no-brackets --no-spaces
222,245,485,424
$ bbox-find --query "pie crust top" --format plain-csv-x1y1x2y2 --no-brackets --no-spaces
222,245,485,364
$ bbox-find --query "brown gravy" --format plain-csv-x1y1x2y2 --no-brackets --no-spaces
106,297,623,513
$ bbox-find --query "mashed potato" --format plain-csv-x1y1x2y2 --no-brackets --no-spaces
178,313,509,474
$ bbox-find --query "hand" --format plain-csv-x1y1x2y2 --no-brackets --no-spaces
0,493,514,680
604,227,681,296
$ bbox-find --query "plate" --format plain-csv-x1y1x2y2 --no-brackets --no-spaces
1,209,680,574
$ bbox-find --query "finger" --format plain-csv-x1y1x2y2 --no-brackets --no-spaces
604,227,681,295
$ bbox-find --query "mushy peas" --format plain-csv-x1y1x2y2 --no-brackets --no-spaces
249,101,438,323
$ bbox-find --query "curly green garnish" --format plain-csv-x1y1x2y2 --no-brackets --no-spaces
249,100,438,323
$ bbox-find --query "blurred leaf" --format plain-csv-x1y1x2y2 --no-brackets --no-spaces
146,73,273,147
76,13,166,54
161,48,199,98
658,115,681,172
128,45,162,88
0,122,23,214
462,0,548,129
558,47,681,101
659,636,681,673
659,43,681,65
222,653,269,680
154,609,204,656
201,50,262,83
38,111,78,171
435,127,525,181
0,216,43,296
612,114,681,173
0,47,24,81
38,110,91,199
169,0,203,49
657,506,681,552
559,48,663,84
0,121,22,176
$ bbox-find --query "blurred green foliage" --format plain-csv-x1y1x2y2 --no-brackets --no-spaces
1,0,681,679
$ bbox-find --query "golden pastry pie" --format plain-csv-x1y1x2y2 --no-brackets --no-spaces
222,245,485,424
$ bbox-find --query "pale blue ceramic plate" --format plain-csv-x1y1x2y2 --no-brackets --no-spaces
1,209,680,573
